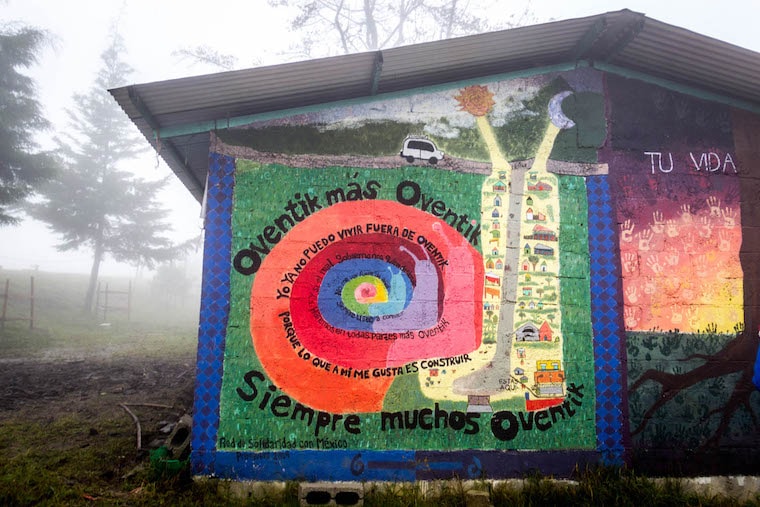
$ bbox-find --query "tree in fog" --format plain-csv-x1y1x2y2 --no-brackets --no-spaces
151,261,198,309
172,45,242,71
269,0,535,58
0,24,56,224
178,1,534,69
30,35,183,314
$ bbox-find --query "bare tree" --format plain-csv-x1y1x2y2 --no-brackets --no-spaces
175,1,534,70
172,45,240,71
270,0,535,58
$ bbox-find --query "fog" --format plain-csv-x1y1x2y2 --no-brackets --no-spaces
2,0,757,277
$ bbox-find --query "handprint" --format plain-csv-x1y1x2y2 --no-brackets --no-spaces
625,285,640,304
682,232,696,254
620,219,634,243
665,249,680,266
662,277,681,297
637,229,653,251
646,254,664,275
665,219,679,238
674,96,690,120
718,230,731,252
680,204,693,224
650,210,665,234
706,196,721,217
725,185,740,204
698,215,713,239
624,307,639,329
687,307,700,330
643,280,657,295
620,175,636,198
721,207,737,228
670,306,683,325
693,254,709,277
622,252,638,275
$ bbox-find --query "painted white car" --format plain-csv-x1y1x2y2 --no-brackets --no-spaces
399,136,444,164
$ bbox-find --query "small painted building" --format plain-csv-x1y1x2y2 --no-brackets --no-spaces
535,370,564,384
112,9,760,480
539,321,553,341
533,243,554,256
515,322,540,342
528,180,553,192
526,225,557,242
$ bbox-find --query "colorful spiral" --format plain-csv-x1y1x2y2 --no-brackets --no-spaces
318,257,414,330
249,199,483,413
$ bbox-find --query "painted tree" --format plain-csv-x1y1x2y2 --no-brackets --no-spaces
452,83,517,397
30,35,182,314
0,24,56,224
629,328,758,450
452,85,575,399
454,85,510,170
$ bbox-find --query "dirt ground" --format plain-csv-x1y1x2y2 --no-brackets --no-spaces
0,352,194,422
0,353,196,469
0,355,193,409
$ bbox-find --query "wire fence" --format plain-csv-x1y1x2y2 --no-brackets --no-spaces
95,281,132,322
0,277,35,330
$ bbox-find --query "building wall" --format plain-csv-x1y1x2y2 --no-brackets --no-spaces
192,67,760,480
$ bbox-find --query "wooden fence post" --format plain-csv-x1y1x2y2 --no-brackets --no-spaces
29,276,34,330
103,282,109,322
95,281,101,319
0,277,34,330
1,279,8,331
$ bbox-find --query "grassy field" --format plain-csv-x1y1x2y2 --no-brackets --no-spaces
0,268,199,358
0,269,757,505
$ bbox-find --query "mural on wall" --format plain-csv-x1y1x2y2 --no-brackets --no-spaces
216,70,606,457
191,66,760,478
605,75,759,471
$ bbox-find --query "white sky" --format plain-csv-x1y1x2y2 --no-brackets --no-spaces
1,0,758,275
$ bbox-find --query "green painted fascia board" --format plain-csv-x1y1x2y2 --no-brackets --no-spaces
155,62,582,139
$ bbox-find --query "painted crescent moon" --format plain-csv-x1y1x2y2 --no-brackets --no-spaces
549,91,575,129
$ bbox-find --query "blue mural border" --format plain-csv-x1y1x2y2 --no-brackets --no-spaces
191,154,628,479
586,175,629,466
192,153,235,475
213,449,600,481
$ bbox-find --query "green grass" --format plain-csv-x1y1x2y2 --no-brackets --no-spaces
0,416,136,505
3,454,758,507
0,268,199,359
490,467,753,507
0,269,206,504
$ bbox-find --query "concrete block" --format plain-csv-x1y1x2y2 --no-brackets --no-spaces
465,489,493,507
299,482,363,506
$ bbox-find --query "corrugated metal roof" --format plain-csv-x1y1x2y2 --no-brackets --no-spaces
110,9,760,202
